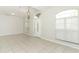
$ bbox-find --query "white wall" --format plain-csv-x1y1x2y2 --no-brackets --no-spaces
0,15,24,36
40,8,56,40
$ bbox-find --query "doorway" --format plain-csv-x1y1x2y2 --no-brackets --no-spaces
33,16,41,37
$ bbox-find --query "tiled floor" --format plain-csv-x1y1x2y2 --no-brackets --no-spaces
0,34,79,53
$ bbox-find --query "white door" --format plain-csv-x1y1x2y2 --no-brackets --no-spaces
33,17,41,37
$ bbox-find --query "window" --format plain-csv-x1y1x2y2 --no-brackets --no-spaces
56,9,79,31
56,18,64,29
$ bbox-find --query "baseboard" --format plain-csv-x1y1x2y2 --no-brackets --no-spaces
0,33,24,36
39,36,79,49
24,33,34,37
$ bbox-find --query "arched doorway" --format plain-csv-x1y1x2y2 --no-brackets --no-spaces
33,13,41,37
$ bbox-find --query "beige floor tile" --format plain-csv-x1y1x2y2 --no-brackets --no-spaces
0,34,79,53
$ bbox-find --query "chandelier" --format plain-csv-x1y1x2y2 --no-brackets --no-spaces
27,7,30,20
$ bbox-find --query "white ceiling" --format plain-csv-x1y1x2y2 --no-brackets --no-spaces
1,6,78,19
0,6,51,19
0,6,28,18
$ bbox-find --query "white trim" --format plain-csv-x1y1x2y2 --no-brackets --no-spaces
0,33,24,36
24,32,33,36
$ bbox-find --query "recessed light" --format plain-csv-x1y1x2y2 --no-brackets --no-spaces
11,13,15,15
